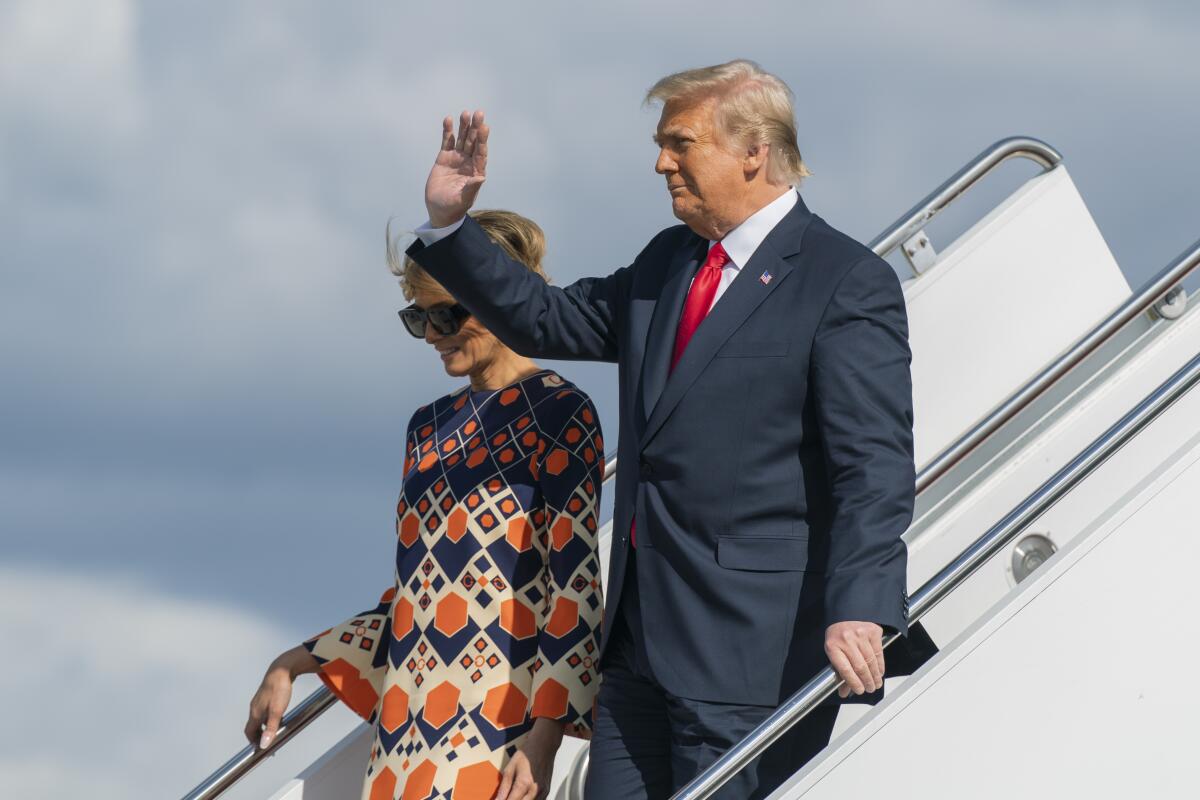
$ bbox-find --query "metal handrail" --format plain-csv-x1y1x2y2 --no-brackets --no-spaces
673,318,1200,800
179,136,1069,800
182,688,337,800
868,136,1062,261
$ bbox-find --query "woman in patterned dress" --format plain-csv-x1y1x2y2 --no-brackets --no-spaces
245,210,605,800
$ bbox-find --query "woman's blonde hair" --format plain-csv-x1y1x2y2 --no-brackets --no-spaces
387,210,549,300
646,59,811,186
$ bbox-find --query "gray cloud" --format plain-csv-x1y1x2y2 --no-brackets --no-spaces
0,564,365,799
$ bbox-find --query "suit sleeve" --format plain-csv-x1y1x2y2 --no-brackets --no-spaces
527,391,605,732
811,256,915,635
406,215,633,362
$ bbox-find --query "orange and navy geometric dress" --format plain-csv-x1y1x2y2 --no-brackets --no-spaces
303,369,604,800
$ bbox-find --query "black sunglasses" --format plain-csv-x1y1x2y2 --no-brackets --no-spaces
398,303,472,338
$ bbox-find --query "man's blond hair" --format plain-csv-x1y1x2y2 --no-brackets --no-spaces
646,59,810,186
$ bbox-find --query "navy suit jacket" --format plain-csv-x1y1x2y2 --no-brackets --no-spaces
408,195,926,706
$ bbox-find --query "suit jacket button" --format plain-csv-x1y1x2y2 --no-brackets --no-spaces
639,459,653,479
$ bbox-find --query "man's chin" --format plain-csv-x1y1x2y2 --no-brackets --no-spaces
670,198,698,226
671,203,713,239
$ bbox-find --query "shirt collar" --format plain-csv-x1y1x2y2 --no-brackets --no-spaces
711,188,798,270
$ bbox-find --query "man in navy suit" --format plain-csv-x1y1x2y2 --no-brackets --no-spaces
408,60,928,800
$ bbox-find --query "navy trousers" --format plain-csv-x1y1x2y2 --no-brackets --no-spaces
585,552,838,800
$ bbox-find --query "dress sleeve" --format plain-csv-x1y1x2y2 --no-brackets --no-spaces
301,586,395,723
528,391,605,734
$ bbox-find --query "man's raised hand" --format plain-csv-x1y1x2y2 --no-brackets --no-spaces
425,109,489,228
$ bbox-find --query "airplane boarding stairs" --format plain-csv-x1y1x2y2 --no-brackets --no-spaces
181,138,1197,800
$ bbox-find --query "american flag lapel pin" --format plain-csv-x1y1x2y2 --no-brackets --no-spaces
759,269,773,285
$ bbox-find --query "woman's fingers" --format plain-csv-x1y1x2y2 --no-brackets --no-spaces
498,753,540,800
243,704,263,745
244,686,270,745
260,696,286,749
495,759,517,800
512,775,536,800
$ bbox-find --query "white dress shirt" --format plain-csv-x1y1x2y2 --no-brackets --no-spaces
694,188,796,313
415,187,798,315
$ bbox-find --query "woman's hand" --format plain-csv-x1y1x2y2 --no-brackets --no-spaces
244,645,318,750
496,717,565,800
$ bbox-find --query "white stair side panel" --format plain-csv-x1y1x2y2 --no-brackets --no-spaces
771,422,1200,798
906,300,1200,648
905,165,1130,467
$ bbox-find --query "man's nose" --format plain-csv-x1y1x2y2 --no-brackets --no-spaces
655,148,676,175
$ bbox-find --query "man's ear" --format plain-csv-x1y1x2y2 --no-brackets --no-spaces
744,142,770,177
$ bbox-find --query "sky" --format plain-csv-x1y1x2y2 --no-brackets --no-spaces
2,1,1198,797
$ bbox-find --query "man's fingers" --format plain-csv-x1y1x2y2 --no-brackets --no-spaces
834,630,874,693
872,644,886,687
828,647,865,694
455,110,471,153
846,637,880,692
848,646,875,693
441,115,455,151
461,109,485,157
475,122,489,169
850,636,880,692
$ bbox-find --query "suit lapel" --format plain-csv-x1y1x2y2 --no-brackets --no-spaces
638,235,708,424
639,197,815,450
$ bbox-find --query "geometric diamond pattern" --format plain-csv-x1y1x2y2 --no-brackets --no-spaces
302,370,604,799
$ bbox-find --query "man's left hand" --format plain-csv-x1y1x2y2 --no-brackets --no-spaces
824,621,884,698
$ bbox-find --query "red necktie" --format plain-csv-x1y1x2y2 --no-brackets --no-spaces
671,242,730,372
633,242,729,547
